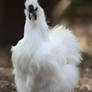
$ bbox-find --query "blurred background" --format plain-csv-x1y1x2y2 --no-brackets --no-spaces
0,0,92,92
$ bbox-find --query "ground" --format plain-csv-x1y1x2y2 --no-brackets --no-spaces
0,67,92,92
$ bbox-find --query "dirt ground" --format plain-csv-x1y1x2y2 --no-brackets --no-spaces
0,18,92,92
0,68,92,92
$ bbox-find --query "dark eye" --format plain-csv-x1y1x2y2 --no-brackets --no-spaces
35,7,38,11
28,5,34,13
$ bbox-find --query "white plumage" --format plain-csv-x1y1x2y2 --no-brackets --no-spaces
11,0,82,92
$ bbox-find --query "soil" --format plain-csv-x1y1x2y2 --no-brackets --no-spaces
0,67,92,92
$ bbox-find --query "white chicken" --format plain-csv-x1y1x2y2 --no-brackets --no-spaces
11,0,82,92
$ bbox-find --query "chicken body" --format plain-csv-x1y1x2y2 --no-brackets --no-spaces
11,0,82,92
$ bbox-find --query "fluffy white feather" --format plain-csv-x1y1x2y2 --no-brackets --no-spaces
11,0,82,92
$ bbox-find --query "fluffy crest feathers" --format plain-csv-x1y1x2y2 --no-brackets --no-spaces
25,0,38,9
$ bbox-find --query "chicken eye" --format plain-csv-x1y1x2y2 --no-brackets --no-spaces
35,7,38,11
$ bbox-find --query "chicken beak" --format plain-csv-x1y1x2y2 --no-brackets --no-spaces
29,13,33,20
29,11,37,20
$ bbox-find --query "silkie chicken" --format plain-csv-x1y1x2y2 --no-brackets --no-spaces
11,0,82,92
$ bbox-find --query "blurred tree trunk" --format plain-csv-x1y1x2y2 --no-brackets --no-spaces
0,0,6,45
52,0,72,24
6,0,25,45
52,0,92,24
